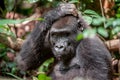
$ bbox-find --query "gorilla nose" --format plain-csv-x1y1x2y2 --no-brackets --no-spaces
55,45,65,52
56,45,64,49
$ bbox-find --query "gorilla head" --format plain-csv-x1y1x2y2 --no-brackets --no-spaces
49,16,84,61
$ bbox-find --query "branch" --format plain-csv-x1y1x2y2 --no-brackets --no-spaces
0,34,23,51
105,39,120,51
8,12,41,28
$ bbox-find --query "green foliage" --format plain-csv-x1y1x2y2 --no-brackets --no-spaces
112,27,120,35
83,9,106,26
0,18,43,26
37,73,52,80
97,27,108,37
5,73,24,80
83,15,92,25
81,8,120,38
69,0,80,4
0,0,120,79
33,73,52,80
83,9,100,17
76,33,84,41
105,18,120,36
39,58,54,72
77,8,109,40
0,25,15,37
0,45,23,79
0,19,25,25
112,19,120,27
0,43,7,57
32,58,54,80
76,28,96,41
105,18,114,28
0,44,18,77
4,0,15,11
26,0,39,3
92,17,105,26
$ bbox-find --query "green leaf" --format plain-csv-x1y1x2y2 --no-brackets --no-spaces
83,15,92,25
4,0,15,11
11,67,17,74
0,19,25,25
0,25,16,37
112,26,120,35
76,33,84,41
35,18,44,21
7,62,16,69
69,0,79,3
92,17,105,26
97,27,108,37
83,10,100,17
116,14,120,18
105,18,115,28
0,52,6,57
113,19,120,27
5,73,24,80
27,0,39,3
48,0,53,2
39,58,54,72
33,76,38,80
0,43,6,49
0,18,43,25
38,73,52,80
83,28,96,38
38,74,46,80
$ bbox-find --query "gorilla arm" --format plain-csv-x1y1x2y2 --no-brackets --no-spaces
16,3,77,71
76,37,112,80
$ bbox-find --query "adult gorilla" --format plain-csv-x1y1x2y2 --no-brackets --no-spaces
16,3,112,80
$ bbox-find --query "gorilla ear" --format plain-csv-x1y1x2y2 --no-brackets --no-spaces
77,20,84,32
44,30,51,47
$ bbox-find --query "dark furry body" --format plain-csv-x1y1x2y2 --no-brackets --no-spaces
16,3,112,80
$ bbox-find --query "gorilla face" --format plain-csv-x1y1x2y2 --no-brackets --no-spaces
49,16,80,60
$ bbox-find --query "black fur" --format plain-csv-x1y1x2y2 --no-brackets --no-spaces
16,3,112,80
49,16,112,80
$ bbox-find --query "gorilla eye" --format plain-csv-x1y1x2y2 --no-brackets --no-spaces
68,42,71,46
64,32,70,37
77,20,84,31
78,26,84,32
51,33,56,37
80,27,84,31
53,42,55,46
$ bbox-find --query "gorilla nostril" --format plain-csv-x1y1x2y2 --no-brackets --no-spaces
60,46,64,49
55,45,65,52
56,45,64,49
53,43,55,45
68,42,71,46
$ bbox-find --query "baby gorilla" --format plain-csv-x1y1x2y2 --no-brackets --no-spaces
16,3,112,80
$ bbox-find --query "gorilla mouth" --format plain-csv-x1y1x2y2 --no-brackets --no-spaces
54,50,74,61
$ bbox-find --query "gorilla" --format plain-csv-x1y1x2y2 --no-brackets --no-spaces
16,3,112,80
